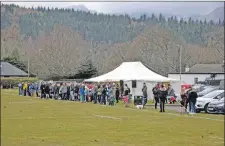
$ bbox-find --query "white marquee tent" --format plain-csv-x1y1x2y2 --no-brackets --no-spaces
85,62,180,99
85,62,177,82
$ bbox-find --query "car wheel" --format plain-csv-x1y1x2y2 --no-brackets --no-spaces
204,103,209,113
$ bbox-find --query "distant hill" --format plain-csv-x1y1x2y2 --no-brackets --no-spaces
191,7,224,22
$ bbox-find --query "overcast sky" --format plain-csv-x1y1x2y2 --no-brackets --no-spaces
2,1,224,16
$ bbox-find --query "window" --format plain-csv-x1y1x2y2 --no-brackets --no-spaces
204,91,224,98
194,77,198,84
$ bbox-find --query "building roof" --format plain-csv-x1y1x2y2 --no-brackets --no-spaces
1,62,28,76
169,64,224,74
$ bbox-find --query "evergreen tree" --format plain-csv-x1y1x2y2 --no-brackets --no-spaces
73,60,97,79
203,19,207,26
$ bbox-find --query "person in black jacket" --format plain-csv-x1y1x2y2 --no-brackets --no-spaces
115,84,120,103
45,83,50,99
159,84,168,112
187,87,198,114
152,84,160,109
40,82,46,99
66,84,70,100
74,85,79,101
102,85,107,105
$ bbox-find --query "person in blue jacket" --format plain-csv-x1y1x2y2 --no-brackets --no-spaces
79,84,85,103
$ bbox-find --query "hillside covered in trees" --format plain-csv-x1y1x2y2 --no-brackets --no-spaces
1,4,224,79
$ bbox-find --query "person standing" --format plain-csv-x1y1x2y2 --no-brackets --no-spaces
159,84,168,112
49,83,53,99
40,82,46,99
29,83,34,96
167,84,176,103
74,84,79,101
107,85,111,105
123,84,130,107
33,82,39,97
79,84,85,103
93,84,98,104
97,85,102,104
70,83,75,101
152,84,159,109
45,83,50,99
180,88,188,113
21,82,24,95
111,83,116,104
109,85,115,106
23,82,28,96
58,83,63,100
115,84,120,103
66,84,70,100
53,84,58,100
102,85,107,105
187,87,198,114
18,82,22,96
62,83,67,100
84,85,89,102
142,83,148,107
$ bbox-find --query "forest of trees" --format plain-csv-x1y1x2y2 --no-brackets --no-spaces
1,4,224,78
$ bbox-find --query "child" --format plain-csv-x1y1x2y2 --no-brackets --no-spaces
169,96,176,104
123,84,130,107
123,95,129,107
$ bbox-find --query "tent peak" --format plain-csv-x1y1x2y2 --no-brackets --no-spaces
121,61,142,64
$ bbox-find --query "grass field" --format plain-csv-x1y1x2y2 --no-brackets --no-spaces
1,89,224,146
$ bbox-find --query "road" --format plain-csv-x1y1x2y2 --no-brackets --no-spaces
146,104,181,112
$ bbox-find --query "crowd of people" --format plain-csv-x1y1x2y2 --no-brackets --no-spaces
151,83,197,114
17,81,197,114
180,86,198,114
151,84,175,112
18,81,135,106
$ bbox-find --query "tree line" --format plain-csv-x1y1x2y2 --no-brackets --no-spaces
1,4,224,78
1,4,224,46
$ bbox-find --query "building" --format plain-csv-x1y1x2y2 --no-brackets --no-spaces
1,62,28,77
168,64,224,85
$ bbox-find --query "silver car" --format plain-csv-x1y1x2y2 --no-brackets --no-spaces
197,86,220,97
207,97,224,114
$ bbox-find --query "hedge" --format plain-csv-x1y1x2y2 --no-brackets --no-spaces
1,77,39,88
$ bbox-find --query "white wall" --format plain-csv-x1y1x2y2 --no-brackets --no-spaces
168,74,224,85
124,80,155,100
124,80,180,100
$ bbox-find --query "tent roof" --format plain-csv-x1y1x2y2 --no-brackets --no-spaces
85,62,178,82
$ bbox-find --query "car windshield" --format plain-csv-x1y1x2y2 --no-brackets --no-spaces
202,91,224,98
198,88,213,94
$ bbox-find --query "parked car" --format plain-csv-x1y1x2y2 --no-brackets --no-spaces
197,86,220,97
207,97,224,114
196,90,224,113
